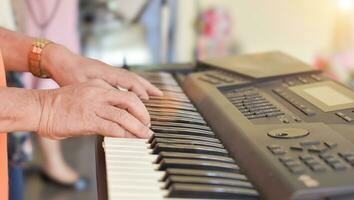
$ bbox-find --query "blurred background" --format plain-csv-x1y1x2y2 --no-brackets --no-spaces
3,0,354,199
79,0,354,86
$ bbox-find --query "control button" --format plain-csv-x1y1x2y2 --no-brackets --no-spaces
271,148,287,155
289,166,306,174
319,153,333,160
310,164,326,172
267,144,282,150
344,155,354,163
279,157,296,163
308,146,328,154
324,142,337,149
284,161,302,167
298,77,309,84
279,117,290,124
300,155,317,161
335,112,346,117
198,76,220,84
292,116,302,123
303,158,320,166
290,145,304,151
303,108,316,116
335,112,353,122
300,140,321,147
268,128,309,139
266,112,284,118
343,116,353,122
338,152,354,158
331,163,347,171
310,74,322,81
286,81,296,86
325,157,340,164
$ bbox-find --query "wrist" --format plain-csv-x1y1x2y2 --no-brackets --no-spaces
41,43,65,77
41,43,82,85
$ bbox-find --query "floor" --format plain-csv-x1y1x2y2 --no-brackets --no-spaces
24,136,98,200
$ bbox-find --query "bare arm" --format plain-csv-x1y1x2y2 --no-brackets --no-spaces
0,27,163,139
0,27,34,72
0,27,162,99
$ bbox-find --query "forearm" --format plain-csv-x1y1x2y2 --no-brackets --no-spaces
0,27,34,72
0,87,41,132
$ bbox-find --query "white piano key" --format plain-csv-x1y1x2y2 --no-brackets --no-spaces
104,149,153,155
106,154,157,162
104,138,148,145
104,145,149,151
107,171,165,180
106,165,158,173
109,179,164,187
110,193,165,200
109,184,163,192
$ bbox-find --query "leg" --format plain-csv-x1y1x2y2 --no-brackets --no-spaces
9,164,24,200
38,137,79,184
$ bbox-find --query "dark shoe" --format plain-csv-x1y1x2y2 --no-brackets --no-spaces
40,170,89,191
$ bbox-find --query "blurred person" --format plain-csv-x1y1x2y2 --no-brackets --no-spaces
0,1,30,200
0,26,162,200
19,0,88,190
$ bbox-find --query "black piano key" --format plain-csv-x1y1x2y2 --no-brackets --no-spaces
156,86,183,93
165,175,254,189
158,89,186,95
151,122,211,131
150,115,206,125
147,107,202,117
151,126,214,136
153,143,227,156
158,158,239,172
144,99,194,108
165,168,248,181
157,91,188,98
145,103,197,112
157,152,233,163
152,133,220,143
149,96,191,103
149,111,204,121
147,103,196,112
151,138,223,149
140,77,178,84
167,183,259,199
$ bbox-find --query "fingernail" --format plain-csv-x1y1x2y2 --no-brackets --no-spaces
148,129,154,137
147,123,151,128
140,95,149,100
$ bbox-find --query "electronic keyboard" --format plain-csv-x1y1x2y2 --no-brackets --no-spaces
96,51,354,200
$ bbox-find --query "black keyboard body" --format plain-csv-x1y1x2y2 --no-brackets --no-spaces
96,51,354,200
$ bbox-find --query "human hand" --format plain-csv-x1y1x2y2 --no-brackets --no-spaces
42,44,163,100
35,79,153,140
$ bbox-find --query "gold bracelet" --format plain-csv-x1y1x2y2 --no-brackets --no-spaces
28,39,52,78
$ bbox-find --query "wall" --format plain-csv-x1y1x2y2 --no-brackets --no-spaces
175,0,340,64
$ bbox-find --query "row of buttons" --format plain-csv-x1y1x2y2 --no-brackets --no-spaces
226,90,284,120
273,88,316,116
269,140,337,155
199,71,239,85
204,71,235,83
277,115,302,124
335,112,353,123
283,74,323,86
267,143,353,174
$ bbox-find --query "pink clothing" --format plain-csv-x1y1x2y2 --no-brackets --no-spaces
21,0,80,89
